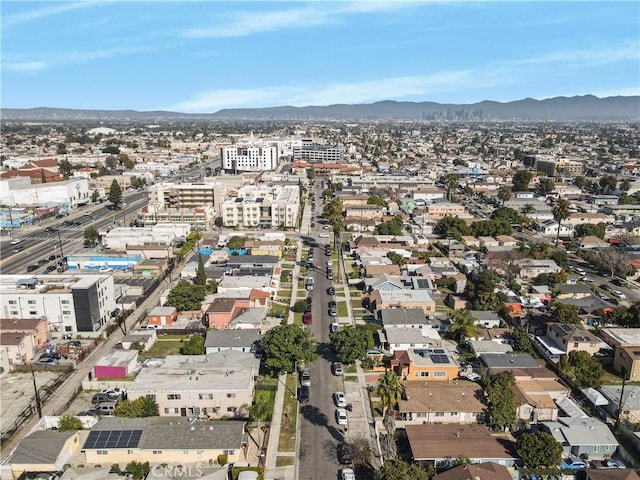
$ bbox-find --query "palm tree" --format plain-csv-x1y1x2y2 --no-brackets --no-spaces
497,184,512,206
449,309,479,341
444,174,459,201
552,197,572,244
377,371,404,418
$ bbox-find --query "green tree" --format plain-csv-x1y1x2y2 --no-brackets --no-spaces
536,177,555,196
330,325,368,363
550,303,581,324
58,159,74,178
292,299,308,313
180,335,205,355
102,145,121,155
552,197,572,244
261,324,317,375
115,397,159,418
599,174,617,194
560,350,605,388
377,371,404,419
195,255,206,286
375,215,403,236
471,219,513,237
83,225,99,247
511,327,533,353
58,414,83,431
512,170,532,191
227,236,247,250
377,458,434,480
574,223,606,239
516,431,563,468
166,279,206,311
367,195,385,206
491,206,520,224
486,371,516,430
437,215,472,239
91,190,100,203
465,269,499,309
125,461,150,480
497,184,512,206
108,180,123,208
444,174,460,201
386,251,406,266
449,309,479,341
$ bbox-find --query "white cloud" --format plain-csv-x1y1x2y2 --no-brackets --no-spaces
510,41,640,67
2,1,100,29
4,61,48,72
165,70,475,113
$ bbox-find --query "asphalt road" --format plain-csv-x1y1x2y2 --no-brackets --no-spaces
298,188,348,480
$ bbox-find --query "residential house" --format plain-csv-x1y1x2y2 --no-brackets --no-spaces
434,462,513,480
8,430,82,479
576,236,610,249
481,353,556,380
383,327,442,354
425,202,466,220
364,263,402,277
556,283,593,300
120,330,156,352
542,323,601,358
478,236,499,249
205,298,251,329
469,310,501,328
369,290,435,316
468,340,513,356
93,350,138,379
147,306,177,327
80,416,245,466
364,274,404,292
204,329,261,354
379,308,429,329
541,397,618,459
495,235,518,247
516,259,562,280
391,348,459,382
126,351,259,419
600,385,640,424
396,382,485,425
0,317,48,349
405,424,518,469
515,379,570,422
586,470,640,480
444,294,468,311
1,331,36,366
536,219,574,237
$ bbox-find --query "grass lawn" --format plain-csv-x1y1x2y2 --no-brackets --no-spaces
252,377,278,422
351,300,363,310
345,364,357,374
337,301,348,317
276,457,295,467
435,301,453,314
371,399,384,418
138,339,183,360
344,375,358,382
281,263,294,269
277,289,292,299
278,375,298,452
601,361,624,384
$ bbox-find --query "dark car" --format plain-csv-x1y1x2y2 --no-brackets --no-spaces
44,226,58,233
38,259,49,266
55,213,65,219
49,254,59,261
298,385,310,403
26,264,39,272
327,287,335,295
45,265,57,272
62,220,73,227
337,443,353,464
303,311,312,325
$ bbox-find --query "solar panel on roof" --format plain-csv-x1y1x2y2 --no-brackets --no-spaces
430,354,450,364
434,349,446,354
84,429,143,449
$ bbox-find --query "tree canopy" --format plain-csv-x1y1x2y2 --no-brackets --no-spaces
375,215,404,236
516,431,563,468
227,236,248,250
485,371,516,430
108,180,123,207
574,223,606,239
166,279,206,311
377,458,434,480
386,251,406,266
330,325,370,363
367,195,385,206
195,254,206,286
559,350,605,388
58,414,83,431
180,335,205,355
449,309,479,341
261,324,317,375
512,170,532,191
377,371,404,417
550,303,581,324
83,225,99,247
115,397,159,418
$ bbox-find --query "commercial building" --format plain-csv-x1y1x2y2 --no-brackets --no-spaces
221,185,300,228
0,274,116,334
292,139,343,163
221,144,279,172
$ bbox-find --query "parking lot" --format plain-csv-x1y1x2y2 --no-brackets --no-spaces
1,371,65,439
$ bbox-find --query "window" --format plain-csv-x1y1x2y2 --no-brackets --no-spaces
97,450,108,455
167,394,181,400
146,394,156,401
433,371,446,378
227,407,237,413
62,310,71,315
435,412,445,417
450,412,458,416
164,408,179,414
199,394,213,400
61,300,69,304
223,450,235,455
27,300,36,305
226,393,235,398
127,449,134,455
8,300,16,305
183,450,189,454
574,343,579,348
593,446,600,453
29,311,37,315
153,450,162,455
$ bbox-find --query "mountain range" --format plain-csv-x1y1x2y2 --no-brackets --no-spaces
1,95,638,122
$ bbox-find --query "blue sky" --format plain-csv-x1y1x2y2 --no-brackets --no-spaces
2,1,639,113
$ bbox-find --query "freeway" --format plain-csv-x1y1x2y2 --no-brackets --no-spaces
0,190,148,274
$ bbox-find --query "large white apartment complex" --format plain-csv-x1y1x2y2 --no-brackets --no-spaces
221,145,279,173
292,138,343,163
221,185,300,228
0,274,116,334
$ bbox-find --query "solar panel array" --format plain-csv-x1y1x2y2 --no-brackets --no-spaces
430,354,450,364
84,429,143,449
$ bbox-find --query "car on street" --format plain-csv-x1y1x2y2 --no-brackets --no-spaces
591,459,626,469
560,457,588,470
329,301,337,317
327,287,335,295
10,238,22,245
330,322,339,333
327,272,333,280
337,444,353,465
300,368,311,387
332,361,344,376
44,226,58,233
303,311,312,325
298,385,310,403
26,264,39,272
13,245,24,252
613,290,627,299
335,408,348,426
333,391,347,407
319,233,330,238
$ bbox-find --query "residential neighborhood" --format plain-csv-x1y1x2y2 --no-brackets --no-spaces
1,119,640,480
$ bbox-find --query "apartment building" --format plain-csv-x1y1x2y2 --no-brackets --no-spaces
221,144,279,172
148,181,229,210
0,274,116,334
221,185,300,228
292,138,343,163
526,154,584,177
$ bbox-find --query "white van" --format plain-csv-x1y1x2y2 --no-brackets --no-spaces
305,277,314,291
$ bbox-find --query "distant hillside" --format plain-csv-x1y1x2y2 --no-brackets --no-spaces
2,95,638,121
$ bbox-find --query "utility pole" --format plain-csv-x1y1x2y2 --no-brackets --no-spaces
615,374,628,431
31,367,42,419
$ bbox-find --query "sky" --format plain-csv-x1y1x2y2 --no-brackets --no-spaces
2,1,639,113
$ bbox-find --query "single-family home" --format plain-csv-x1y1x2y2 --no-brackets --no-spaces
9,430,82,479
434,462,513,480
391,348,459,382
469,310,501,328
543,323,601,358
0,317,49,349
119,330,157,352
0,331,36,366
556,283,593,299
369,290,435,316
147,306,177,327
396,382,485,426
536,219,574,237
204,329,261,354
516,259,562,280
383,327,442,354
379,308,428,329
405,423,519,469
576,236,610,249
600,385,640,424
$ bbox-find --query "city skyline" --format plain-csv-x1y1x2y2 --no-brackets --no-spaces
2,1,639,113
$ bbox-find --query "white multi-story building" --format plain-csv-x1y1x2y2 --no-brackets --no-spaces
0,177,90,208
292,138,343,163
221,185,299,228
0,274,116,334
134,162,180,177
221,145,279,173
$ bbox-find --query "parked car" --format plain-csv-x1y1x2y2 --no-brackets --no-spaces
328,301,337,317
92,393,120,404
93,401,117,416
613,290,626,299
337,443,353,465
298,385,310,403
333,391,347,408
560,456,588,470
330,322,339,333
303,311,312,325
44,226,58,233
332,362,344,376
35,357,58,365
300,368,311,387
335,408,348,426
26,265,39,272
591,459,626,469
327,287,335,295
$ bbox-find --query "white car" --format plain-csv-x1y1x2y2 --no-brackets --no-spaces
340,468,355,480
10,238,21,245
614,290,627,299
319,233,330,238
330,322,339,333
333,391,347,408
335,408,348,425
